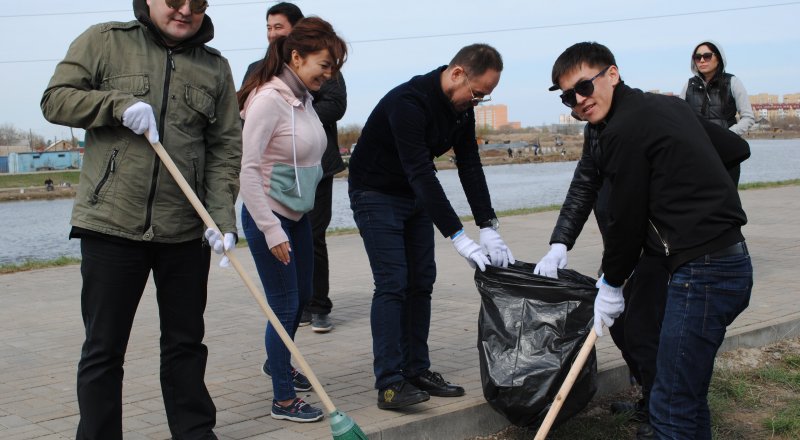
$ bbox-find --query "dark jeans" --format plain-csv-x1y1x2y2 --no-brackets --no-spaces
306,175,334,315
608,256,668,407
350,190,436,390
649,252,752,440
241,205,313,401
76,235,216,440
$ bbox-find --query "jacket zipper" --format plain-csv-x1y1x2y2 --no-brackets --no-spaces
649,219,670,256
89,149,118,205
143,49,175,234
192,158,200,196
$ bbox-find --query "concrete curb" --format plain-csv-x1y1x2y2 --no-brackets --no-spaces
367,315,800,439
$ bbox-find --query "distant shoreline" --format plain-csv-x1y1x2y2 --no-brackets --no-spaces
0,149,583,203
1,135,797,203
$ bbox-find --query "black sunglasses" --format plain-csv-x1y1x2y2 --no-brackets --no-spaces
558,66,610,108
693,52,714,62
165,0,209,14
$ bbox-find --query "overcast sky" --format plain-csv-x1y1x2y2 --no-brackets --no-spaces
1,0,799,142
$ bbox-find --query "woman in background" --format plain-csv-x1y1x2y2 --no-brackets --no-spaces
680,40,754,183
237,16,347,423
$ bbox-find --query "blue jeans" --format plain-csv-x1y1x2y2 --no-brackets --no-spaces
350,190,437,390
649,252,752,439
241,205,313,401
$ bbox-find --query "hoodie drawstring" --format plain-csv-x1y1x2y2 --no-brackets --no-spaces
290,105,301,197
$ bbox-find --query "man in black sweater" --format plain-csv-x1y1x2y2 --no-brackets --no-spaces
547,42,752,439
349,44,514,410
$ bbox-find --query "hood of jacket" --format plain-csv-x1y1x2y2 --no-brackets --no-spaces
690,39,727,75
241,65,312,119
133,0,214,49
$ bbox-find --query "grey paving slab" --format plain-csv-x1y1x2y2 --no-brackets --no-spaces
0,185,798,439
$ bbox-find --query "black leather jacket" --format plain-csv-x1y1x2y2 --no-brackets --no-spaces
549,123,604,250
550,84,747,284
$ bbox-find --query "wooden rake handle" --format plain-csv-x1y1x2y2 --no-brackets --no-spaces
148,137,337,414
534,328,598,440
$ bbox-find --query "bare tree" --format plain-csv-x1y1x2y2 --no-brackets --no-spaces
0,123,24,145
337,123,362,153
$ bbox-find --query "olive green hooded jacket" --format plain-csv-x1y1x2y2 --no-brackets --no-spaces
41,0,242,243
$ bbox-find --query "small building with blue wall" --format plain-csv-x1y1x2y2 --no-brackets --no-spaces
8,151,82,173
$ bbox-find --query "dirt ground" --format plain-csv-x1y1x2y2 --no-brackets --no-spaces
467,336,800,440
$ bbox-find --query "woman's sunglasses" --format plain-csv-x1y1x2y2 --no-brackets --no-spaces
165,0,209,14
559,66,610,108
693,52,714,62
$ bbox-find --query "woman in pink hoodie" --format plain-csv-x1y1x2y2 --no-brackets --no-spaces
237,17,347,423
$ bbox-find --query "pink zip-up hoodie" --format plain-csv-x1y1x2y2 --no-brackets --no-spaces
239,66,325,248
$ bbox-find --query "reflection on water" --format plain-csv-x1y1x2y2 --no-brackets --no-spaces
2,139,798,264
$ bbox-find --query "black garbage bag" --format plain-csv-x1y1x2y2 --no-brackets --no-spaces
475,260,598,428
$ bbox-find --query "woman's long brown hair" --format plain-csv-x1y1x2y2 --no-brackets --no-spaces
237,16,347,110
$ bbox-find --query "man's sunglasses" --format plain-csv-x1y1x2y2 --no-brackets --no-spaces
558,65,610,108
693,52,714,62
165,0,209,14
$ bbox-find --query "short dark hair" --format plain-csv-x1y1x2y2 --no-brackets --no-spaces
549,42,617,91
448,44,503,77
266,2,304,25
238,17,348,110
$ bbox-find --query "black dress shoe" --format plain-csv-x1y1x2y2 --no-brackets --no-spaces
377,380,430,410
636,422,655,439
610,398,648,423
407,370,465,397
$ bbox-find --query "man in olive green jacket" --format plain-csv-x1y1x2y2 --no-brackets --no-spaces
40,1,241,438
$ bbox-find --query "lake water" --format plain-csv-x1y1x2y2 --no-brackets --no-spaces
2,139,798,265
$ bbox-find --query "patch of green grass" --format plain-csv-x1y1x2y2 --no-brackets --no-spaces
0,170,81,189
0,256,81,274
327,227,359,236
757,365,800,390
738,178,800,190
460,204,562,223
762,399,800,437
710,369,759,403
783,354,800,370
319,204,564,239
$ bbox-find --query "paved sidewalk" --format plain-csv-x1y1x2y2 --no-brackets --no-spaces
1,186,799,440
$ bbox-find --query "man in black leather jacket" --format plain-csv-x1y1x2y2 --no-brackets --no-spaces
541,42,752,440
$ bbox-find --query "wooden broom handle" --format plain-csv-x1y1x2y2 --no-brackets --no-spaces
148,136,337,414
534,328,598,440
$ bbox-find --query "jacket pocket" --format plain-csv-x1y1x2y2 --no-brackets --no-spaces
185,85,217,124
89,148,119,205
100,74,150,96
268,163,322,213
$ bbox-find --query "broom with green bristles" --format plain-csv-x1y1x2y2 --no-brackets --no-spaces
148,135,367,440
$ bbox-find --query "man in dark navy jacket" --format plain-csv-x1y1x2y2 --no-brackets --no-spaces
349,44,514,410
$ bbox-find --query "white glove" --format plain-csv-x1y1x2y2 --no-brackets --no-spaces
122,101,160,143
593,275,625,337
533,243,568,278
479,228,515,267
204,228,236,267
452,231,490,272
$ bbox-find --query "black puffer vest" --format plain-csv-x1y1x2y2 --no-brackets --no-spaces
684,73,737,129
